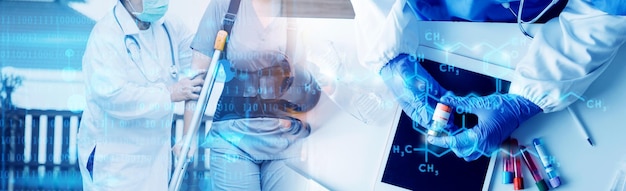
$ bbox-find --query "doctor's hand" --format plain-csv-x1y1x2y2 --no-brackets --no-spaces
427,93,542,161
168,71,206,102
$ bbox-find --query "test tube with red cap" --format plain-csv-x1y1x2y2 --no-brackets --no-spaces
521,145,550,191
511,139,524,190
501,139,514,184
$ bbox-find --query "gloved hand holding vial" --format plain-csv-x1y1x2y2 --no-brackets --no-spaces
427,93,542,161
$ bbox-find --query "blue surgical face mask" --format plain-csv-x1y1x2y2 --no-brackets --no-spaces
127,0,169,23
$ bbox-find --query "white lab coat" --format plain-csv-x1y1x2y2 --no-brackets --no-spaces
353,0,421,73
77,2,193,191
509,0,626,112
354,0,626,113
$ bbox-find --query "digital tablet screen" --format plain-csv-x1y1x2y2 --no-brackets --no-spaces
380,59,510,190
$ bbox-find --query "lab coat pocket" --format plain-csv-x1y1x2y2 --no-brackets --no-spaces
92,151,151,190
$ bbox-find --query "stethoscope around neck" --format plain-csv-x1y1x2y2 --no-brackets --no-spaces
113,6,178,82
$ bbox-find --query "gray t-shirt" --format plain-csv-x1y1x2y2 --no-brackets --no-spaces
192,0,308,160
191,0,289,71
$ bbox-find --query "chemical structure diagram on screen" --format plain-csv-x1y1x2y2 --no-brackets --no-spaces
422,30,528,79
387,29,610,167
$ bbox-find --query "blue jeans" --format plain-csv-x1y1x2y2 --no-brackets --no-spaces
204,118,310,191
208,149,307,191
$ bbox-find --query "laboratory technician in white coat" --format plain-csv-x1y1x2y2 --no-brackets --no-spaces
77,0,202,190
354,0,626,161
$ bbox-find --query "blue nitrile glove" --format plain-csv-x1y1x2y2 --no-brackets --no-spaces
427,93,542,161
380,54,449,127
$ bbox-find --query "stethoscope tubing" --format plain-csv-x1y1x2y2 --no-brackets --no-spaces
113,5,178,81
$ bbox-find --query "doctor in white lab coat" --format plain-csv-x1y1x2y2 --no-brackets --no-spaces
354,0,626,161
77,0,201,190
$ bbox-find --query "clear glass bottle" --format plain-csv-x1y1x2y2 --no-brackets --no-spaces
427,103,452,136
306,39,393,126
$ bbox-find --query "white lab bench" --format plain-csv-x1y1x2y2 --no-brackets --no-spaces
490,46,626,191
292,16,626,191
